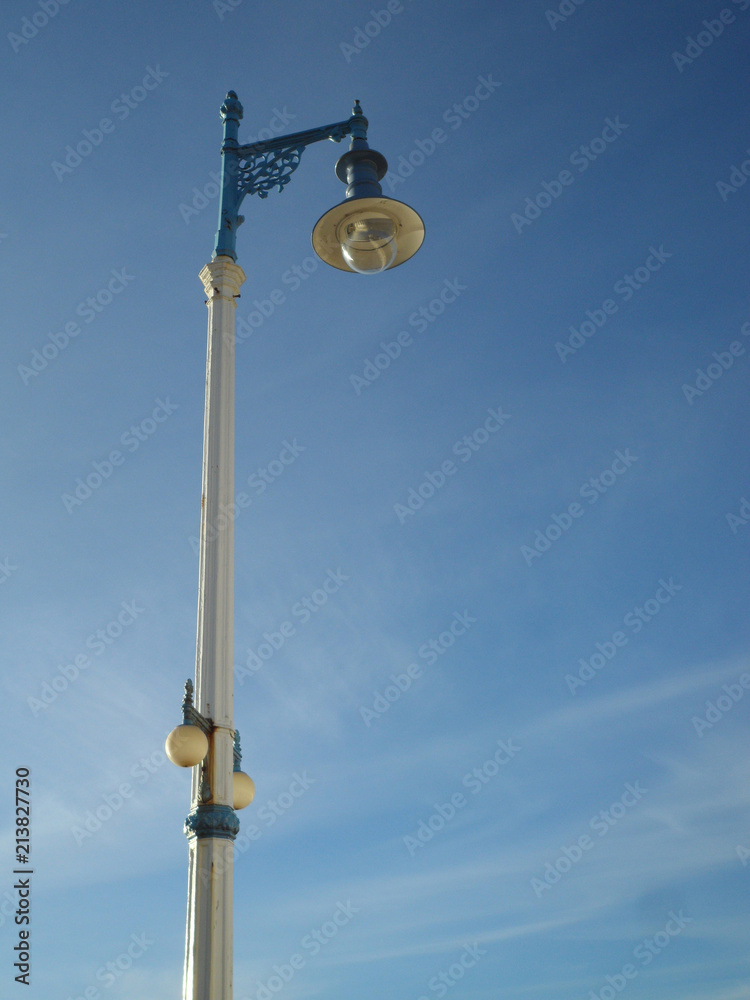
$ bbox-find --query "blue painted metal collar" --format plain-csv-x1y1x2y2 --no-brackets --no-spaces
184,804,240,841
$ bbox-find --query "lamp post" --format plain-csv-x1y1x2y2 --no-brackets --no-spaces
165,91,424,1000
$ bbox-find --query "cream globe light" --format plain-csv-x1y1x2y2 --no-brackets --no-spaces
231,730,255,810
232,770,255,810
165,723,209,768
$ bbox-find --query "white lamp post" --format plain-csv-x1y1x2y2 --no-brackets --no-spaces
165,90,424,1000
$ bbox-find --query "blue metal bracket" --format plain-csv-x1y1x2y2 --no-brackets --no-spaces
181,678,212,735
179,679,213,802
213,92,367,260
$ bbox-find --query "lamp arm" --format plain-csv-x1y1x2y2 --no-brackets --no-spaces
213,94,369,260
235,118,354,158
180,678,212,735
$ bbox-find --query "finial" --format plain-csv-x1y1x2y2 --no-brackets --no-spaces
181,679,195,721
348,100,368,144
221,90,243,121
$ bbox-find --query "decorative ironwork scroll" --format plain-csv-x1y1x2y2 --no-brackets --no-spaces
236,145,305,200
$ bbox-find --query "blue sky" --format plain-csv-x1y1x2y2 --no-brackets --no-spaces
1,1,749,998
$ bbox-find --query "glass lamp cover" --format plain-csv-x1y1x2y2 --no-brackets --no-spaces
233,771,256,810
312,195,424,273
340,213,397,274
165,724,209,767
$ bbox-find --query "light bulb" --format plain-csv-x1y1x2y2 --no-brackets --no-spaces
340,213,397,274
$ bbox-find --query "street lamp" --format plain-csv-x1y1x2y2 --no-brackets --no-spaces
165,91,424,1000
311,103,425,273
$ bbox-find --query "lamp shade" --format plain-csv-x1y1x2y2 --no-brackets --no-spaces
312,196,425,273
165,724,209,767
